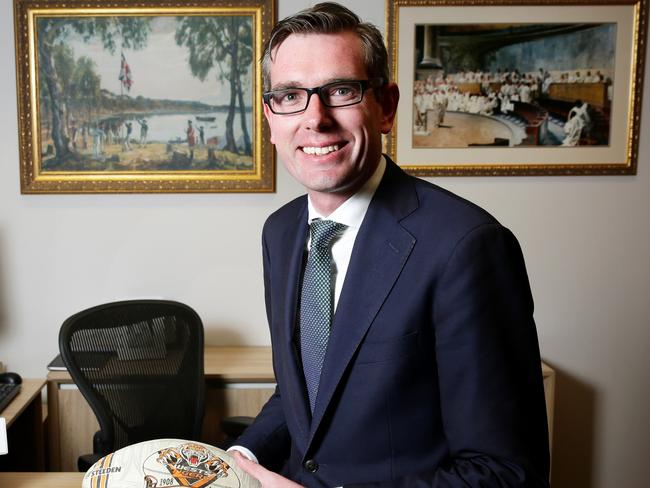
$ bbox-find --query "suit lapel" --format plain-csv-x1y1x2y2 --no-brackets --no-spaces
308,159,419,441
276,202,312,439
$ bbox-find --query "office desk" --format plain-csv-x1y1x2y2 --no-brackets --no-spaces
0,379,46,472
0,472,83,487
46,346,555,472
47,347,275,471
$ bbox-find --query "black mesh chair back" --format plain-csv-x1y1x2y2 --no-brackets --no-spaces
59,300,205,469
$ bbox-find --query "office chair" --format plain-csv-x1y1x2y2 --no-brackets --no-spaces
59,299,206,471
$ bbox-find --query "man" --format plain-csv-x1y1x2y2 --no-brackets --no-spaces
137,118,149,146
186,120,196,161
562,99,591,146
232,3,549,486
413,84,430,133
123,121,133,151
90,123,104,159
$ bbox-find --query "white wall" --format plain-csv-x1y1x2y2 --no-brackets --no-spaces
1,1,648,487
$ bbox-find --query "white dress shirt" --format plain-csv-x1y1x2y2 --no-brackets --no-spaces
306,156,386,310
228,156,386,464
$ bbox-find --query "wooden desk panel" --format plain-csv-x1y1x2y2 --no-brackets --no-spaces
56,387,99,473
541,362,556,451
0,472,83,487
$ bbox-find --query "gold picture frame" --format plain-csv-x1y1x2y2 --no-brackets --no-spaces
385,0,648,176
14,0,275,193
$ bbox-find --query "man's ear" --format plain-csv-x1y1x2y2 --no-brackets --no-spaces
379,82,400,134
263,102,276,144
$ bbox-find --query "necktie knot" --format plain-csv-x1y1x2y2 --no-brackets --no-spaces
310,219,347,249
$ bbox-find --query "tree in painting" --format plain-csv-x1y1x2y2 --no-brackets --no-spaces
175,16,253,156
37,17,151,165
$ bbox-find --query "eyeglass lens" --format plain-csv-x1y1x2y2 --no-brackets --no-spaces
268,81,364,114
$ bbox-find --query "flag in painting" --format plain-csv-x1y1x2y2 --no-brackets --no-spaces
118,53,133,91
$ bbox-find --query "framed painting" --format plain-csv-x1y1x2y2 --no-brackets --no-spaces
14,0,275,193
385,0,648,175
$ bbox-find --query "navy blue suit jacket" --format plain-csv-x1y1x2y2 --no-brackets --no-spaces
237,158,550,487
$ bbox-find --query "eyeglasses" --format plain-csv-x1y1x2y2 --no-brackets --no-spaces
263,78,385,115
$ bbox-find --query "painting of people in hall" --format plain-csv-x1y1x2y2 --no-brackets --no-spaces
36,14,254,172
412,23,615,149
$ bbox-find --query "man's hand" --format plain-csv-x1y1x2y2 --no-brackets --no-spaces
232,451,304,488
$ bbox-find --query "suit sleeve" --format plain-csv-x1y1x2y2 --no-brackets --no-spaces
233,227,291,471
349,223,550,487
235,387,290,471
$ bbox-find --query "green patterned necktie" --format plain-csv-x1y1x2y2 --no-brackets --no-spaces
300,219,347,412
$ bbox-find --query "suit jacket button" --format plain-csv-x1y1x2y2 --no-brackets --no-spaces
304,459,318,472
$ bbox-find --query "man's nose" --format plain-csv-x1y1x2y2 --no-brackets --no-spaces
303,92,333,130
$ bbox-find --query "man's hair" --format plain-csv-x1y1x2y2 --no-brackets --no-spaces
261,2,388,92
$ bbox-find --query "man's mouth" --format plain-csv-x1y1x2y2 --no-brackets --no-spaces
301,144,340,156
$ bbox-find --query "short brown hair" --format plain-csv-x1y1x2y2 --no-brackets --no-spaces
262,2,388,92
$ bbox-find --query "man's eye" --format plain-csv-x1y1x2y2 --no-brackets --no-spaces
327,84,359,99
275,91,302,105
334,86,352,96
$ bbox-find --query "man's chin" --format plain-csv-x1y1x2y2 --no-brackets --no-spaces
304,178,341,194
304,173,368,198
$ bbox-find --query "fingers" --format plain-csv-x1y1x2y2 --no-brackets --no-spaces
232,452,304,488
233,452,265,477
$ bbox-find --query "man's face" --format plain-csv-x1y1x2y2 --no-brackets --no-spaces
264,31,398,204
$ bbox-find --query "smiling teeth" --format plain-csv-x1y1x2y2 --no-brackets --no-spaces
303,144,339,155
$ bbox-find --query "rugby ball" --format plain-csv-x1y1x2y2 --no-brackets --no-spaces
82,438,260,488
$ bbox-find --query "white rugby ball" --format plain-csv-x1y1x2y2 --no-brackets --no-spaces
82,439,260,488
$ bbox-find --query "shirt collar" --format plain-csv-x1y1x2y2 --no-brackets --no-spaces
307,155,386,229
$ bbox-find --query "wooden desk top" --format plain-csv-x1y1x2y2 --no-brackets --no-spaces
47,346,275,383
3,379,45,427
204,346,273,381
0,472,83,487
45,346,552,383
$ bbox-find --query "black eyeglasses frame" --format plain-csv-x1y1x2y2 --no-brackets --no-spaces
262,78,385,115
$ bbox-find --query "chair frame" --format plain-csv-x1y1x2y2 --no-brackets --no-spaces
58,299,205,460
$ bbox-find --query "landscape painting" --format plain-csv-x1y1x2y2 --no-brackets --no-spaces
15,0,275,193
